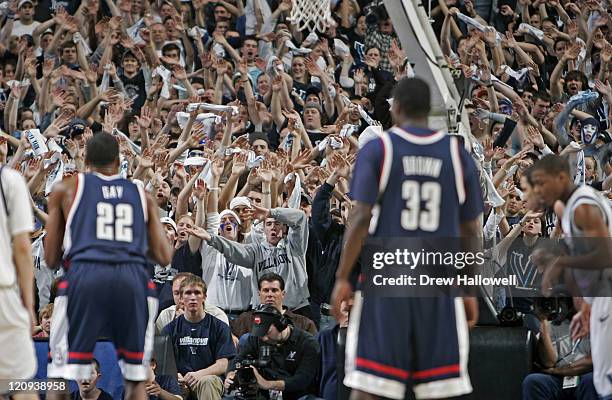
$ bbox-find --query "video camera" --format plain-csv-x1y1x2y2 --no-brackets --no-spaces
533,296,574,325
227,345,272,400
496,283,574,327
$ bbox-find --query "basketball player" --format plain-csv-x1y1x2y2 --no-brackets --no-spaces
530,155,612,400
331,77,483,400
44,133,173,400
0,164,38,400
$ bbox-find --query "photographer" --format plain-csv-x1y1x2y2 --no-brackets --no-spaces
522,297,598,400
224,305,320,400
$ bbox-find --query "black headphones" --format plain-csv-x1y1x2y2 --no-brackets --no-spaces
253,304,291,332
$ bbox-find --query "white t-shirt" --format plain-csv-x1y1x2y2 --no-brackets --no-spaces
11,20,41,37
0,166,34,286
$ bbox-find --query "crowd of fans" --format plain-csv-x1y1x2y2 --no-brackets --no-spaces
0,0,611,397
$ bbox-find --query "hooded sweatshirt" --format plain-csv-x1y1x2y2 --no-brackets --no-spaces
205,208,310,309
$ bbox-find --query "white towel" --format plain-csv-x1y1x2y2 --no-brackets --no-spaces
153,65,172,99
46,138,63,154
574,148,586,186
45,159,64,195
185,103,239,114
501,65,532,82
175,112,219,130
457,13,503,44
25,129,48,156
285,40,312,54
286,173,302,209
113,128,142,155
518,23,544,41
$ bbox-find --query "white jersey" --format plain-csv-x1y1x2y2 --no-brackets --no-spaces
561,185,612,242
561,185,612,299
0,166,34,287
561,185,612,398
0,166,37,380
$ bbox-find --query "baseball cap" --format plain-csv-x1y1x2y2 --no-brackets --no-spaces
160,217,177,233
251,304,283,337
305,84,322,99
219,209,241,226
300,192,312,205
303,101,322,115
18,0,33,8
230,196,252,210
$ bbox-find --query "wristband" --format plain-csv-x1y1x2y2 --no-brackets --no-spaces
209,187,220,191
262,191,271,194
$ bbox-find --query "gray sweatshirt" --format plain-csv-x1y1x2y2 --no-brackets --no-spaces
200,212,253,312
206,208,310,309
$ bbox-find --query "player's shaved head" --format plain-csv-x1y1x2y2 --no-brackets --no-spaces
392,77,431,118
532,155,570,176
85,132,120,167
530,155,573,207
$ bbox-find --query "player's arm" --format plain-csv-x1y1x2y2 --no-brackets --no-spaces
556,204,612,270
146,194,174,266
331,138,383,317
460,217,482,314
44,181,68,269
332,201,372,318
336,202,371,282
13,232,35,321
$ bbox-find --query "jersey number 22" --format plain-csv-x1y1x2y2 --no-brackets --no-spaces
96,202,133,242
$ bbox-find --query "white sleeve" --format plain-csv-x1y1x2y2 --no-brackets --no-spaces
5,169,34,236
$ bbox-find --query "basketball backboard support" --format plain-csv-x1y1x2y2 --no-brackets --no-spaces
383,0,472,142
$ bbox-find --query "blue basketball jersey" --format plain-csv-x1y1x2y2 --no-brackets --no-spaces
351,125,483,237
63,173,149,265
